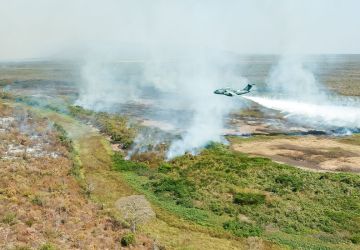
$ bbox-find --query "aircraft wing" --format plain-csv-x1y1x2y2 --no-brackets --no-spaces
224,89,238,96
234,90,248,95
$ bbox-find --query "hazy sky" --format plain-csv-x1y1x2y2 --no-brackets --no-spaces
1,0,359,60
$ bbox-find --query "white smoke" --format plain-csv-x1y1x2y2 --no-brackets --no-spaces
246,55,360,131
76,52,245,158
245,96,360,129
76,60,148,111
266,56,328,102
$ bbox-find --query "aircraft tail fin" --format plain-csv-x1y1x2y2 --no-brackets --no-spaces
242,84,254,92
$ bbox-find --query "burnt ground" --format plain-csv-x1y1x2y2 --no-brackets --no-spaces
0,103,152,249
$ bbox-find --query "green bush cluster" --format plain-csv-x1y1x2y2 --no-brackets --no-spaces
151,177,195,207
31,195,44,206
157,163,172,173
275,174,304,192
113,141,360,248
112,153,149,175
2,212,16,225
68,105,136,149
53,123,73,150
120,232,135,246
38,243,56,250
233,192,266,205
223,220,263,237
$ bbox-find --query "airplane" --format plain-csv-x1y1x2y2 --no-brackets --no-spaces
214,84,255,97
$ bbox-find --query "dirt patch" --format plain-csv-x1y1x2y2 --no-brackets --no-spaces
232,135,360,173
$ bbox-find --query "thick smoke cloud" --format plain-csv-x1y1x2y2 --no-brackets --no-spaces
1,0,360,155
76,52,244,158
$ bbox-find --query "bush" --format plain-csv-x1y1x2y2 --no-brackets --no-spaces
53,123,73,150
120,233,135,246
158,163,172,173
31,195,44,206
39,243,56,250
275,174,303,192
153,177,195,199
233,192,266,206
2,212,16,225
350,233,360,244
68,105,136,149
112,153,149,175
25,218,35,227
223,220,263,237
209,201,224,215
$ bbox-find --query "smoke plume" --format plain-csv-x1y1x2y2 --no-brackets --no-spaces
76,52,244,158
245,55,360,132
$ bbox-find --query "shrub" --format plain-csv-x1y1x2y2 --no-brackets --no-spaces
233,192,266,206
209,201,224,215
223,220,263,237
38,243,56,250
53,123,73,150
120,233,135,246
2,212,16,225
112,153,149,175
68,105,93,120
176,197,194,208
31,195,44,206
158,163,172,173
350,233,360,244
25,218,35,227
275,174,304,192
153,177,195,199
68,105,136,149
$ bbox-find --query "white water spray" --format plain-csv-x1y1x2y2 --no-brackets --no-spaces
246,55,360,131
244,96,360,129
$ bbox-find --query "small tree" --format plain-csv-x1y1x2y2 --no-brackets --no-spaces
115,195,155,232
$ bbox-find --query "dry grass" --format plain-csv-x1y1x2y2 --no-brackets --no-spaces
0,102,152,249
232,135,360,173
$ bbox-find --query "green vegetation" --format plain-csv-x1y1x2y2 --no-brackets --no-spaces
53,123,73,150
68,105,136,148
338,134,360,146
0,93,136,149
113,143,360,249
38,243,57,250
13,247,32,250
120,232,136,246
31,195,44,206
233,192,266,205
52,122,83,180
223,220,263,237
2,212,17,225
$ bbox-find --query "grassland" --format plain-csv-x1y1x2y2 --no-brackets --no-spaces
113,143,360,249
1,58,360,249
0,102,154,249
3,93,360,249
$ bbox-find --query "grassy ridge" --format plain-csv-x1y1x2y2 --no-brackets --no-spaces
113,143,360,249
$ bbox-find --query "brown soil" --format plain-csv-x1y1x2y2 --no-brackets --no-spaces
232,136,360,173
